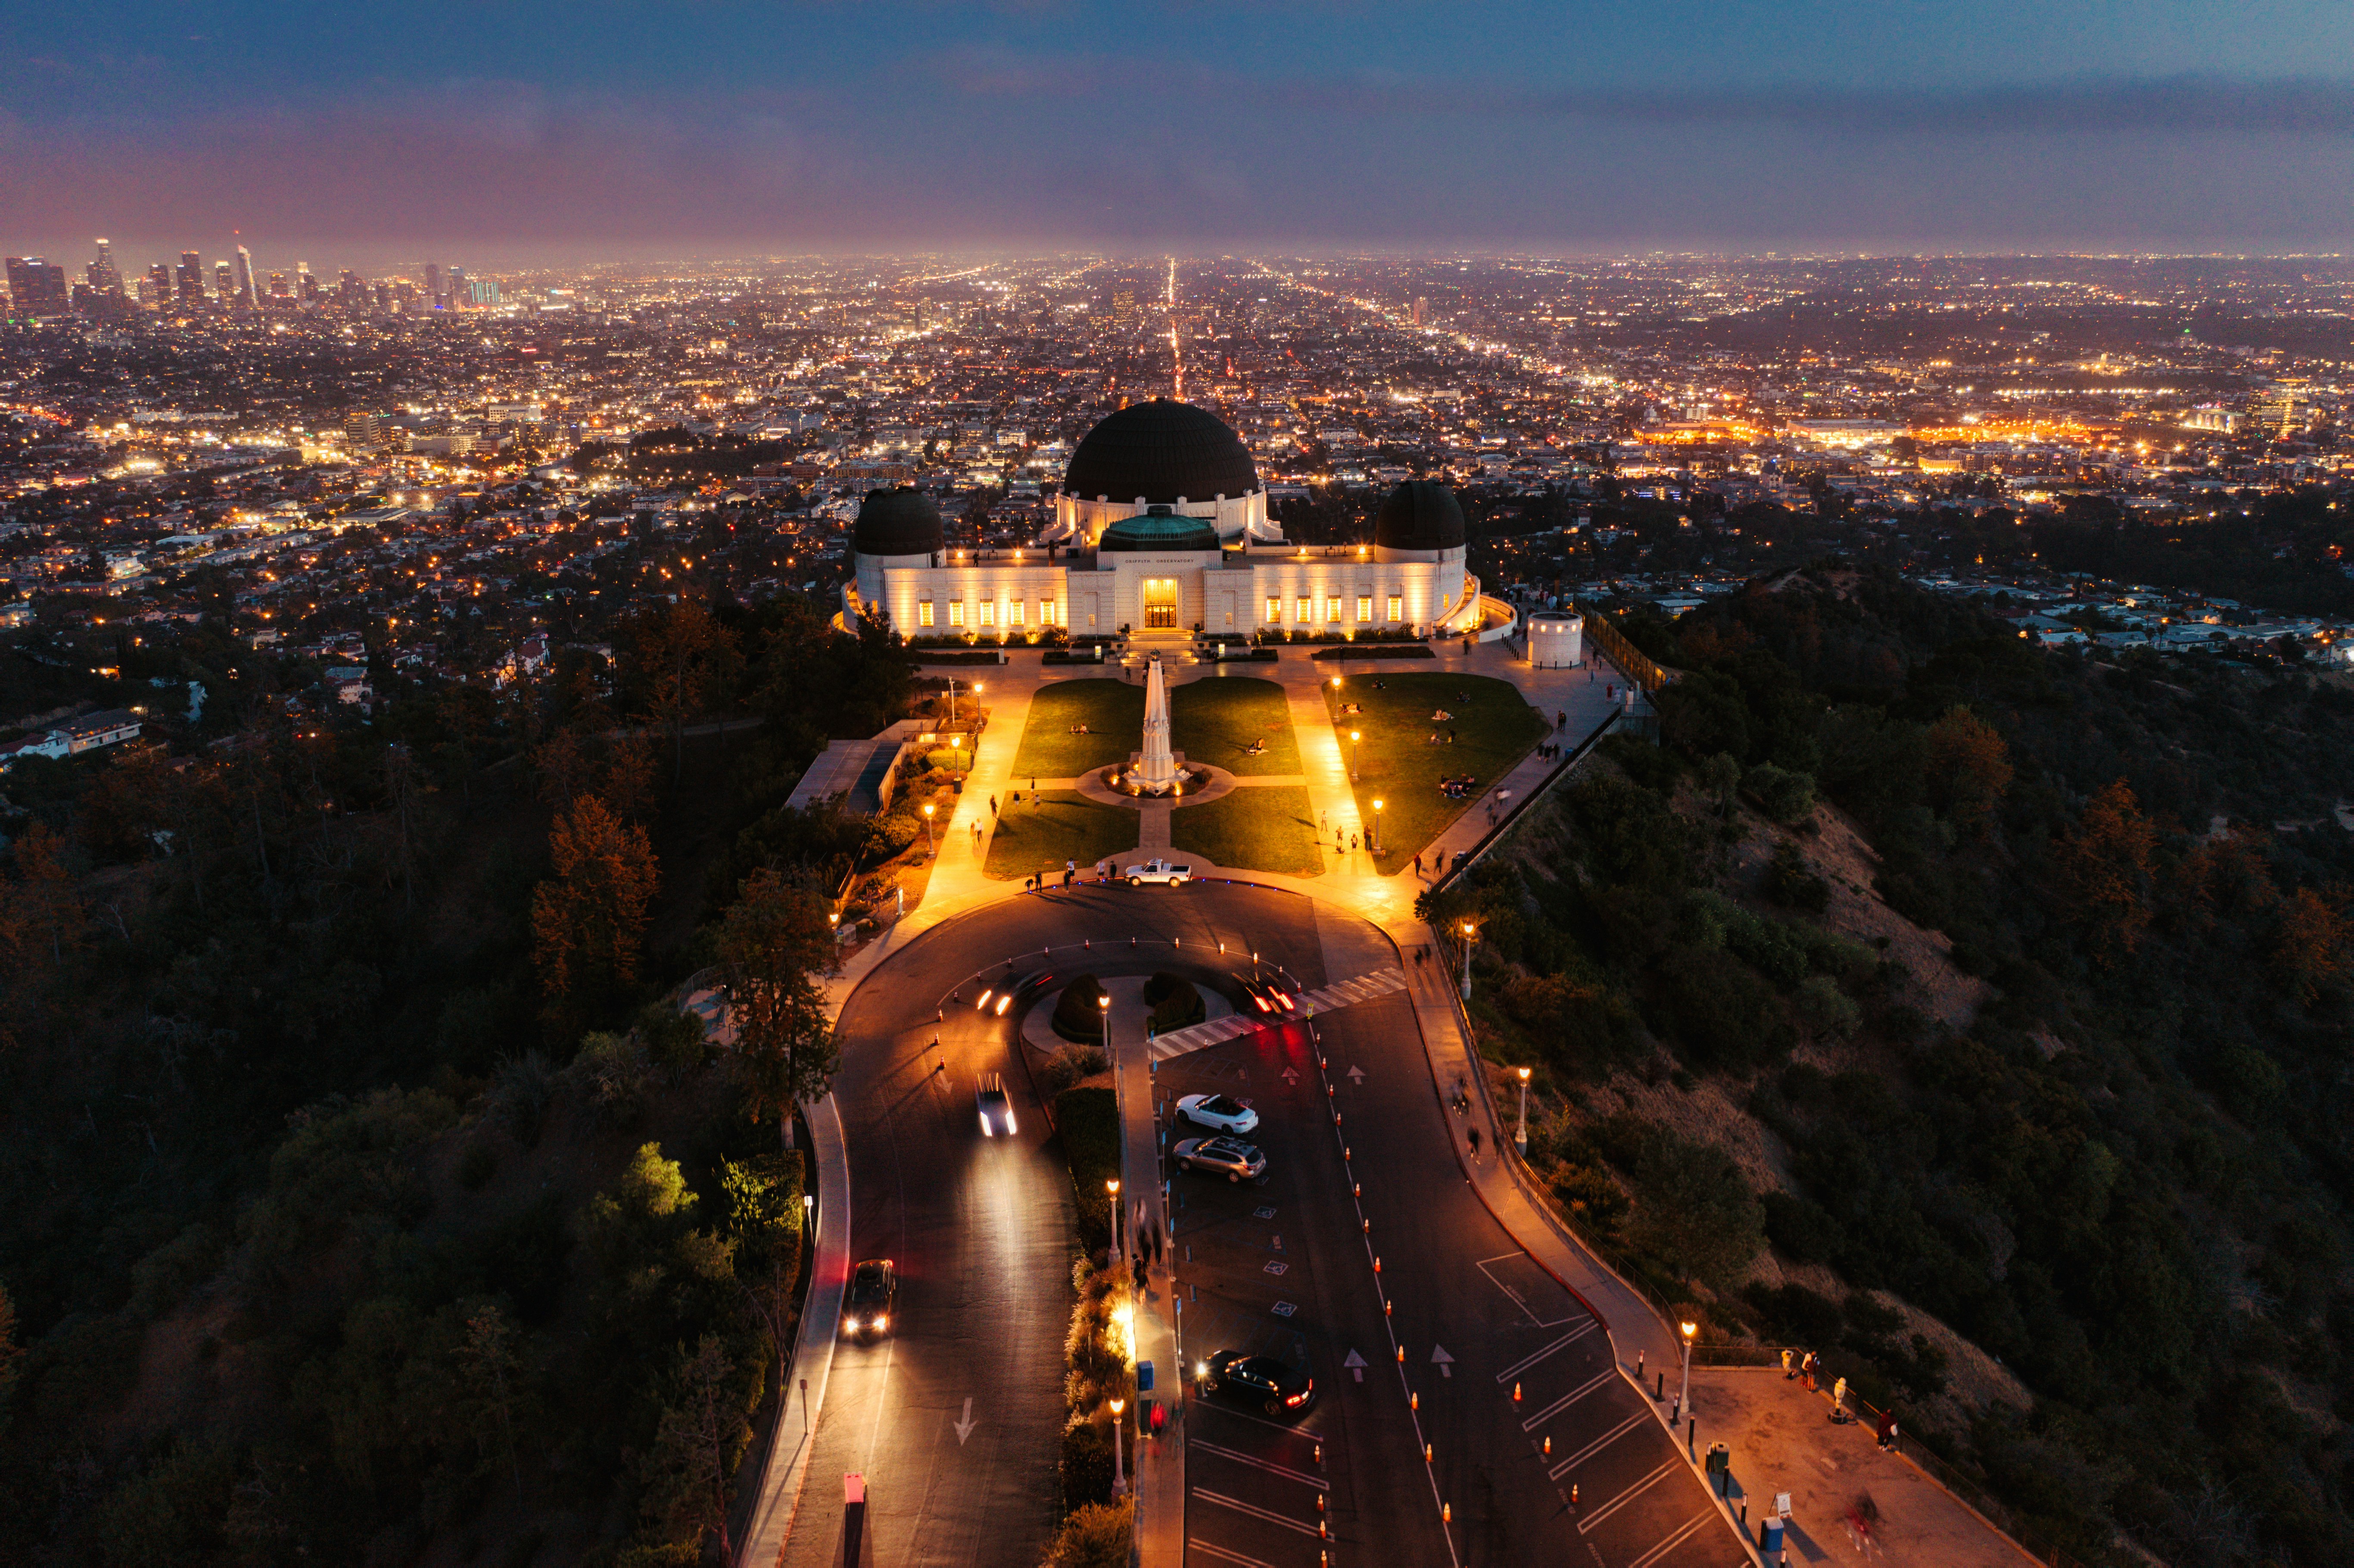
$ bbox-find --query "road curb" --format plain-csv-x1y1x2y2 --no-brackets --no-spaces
736,1094,851,1567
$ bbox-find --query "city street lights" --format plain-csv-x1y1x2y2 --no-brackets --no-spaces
1515,1066,1531,1156
1109,1397,1127,1494
1677,1320,1697,1428
1350,728,1361,781
1372,798,1384,855
802,1192,814,1235
921,802,935,856
1460,921,1478,1000
1106,1175,1122,1267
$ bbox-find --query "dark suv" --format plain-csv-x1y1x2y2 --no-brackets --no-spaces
1202,1350,1315,1416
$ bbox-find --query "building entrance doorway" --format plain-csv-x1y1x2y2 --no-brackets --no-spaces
1143,579,1178,629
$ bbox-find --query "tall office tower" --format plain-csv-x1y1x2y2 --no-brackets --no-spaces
267,271,290,299
468,277,500,307
424,263,443,309
177,252,204,302
298,264,319,303
373,282,392,312
214,262,234,300
446,266,467,308
337,269,363,308
6,257,71,314
144,263,172,306
1411,296,1427,327
233,245,260,309
88,239,123,295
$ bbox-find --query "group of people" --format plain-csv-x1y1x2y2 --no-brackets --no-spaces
1067,722,1093,734
1424,728,1459,746
1438,774,1477,799
1783,1349,1901,1451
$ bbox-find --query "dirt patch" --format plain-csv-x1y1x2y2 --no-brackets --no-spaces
1726,801,1988,1030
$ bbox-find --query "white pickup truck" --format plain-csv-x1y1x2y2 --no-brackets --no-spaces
1124,858,1194,886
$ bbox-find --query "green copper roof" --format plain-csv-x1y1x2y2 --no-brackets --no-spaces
1100,512,1219,552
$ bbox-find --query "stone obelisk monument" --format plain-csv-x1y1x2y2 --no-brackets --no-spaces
1130,654,1185,794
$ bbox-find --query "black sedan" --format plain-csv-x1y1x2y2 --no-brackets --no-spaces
1200,1350,1316,1416
845,1258,898,1338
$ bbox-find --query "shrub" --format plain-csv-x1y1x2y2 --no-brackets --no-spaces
1797,976,1862,1040
1657,945,1792,1067
1052,975,1110,1043
1744,763,1817,824
1060,1422,1116,1513
1142,971,1205,1033
1049,1496,1132,1565
1054,1086,1120,1255
1042,1042,1108,1095
569,1031,655,1124
1549,1164,1629,1234
1619,1122,1766,1288
488,1050,557,1144
1763,840,1830,912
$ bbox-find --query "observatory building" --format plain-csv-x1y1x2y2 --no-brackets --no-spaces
845,399,1482,641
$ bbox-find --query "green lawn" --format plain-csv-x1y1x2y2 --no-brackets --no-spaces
1009,680,1144,778
1323,672,1547,868
1169,785,1325,876
1168,676,1301,777
983,790,1140,881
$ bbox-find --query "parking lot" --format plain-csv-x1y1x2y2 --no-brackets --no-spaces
1154,1014,1447,1568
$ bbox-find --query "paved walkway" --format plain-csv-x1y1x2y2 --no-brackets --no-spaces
1690,1371,2039,1568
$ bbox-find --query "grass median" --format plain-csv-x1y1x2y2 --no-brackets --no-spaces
1010,679,1144,778
983,790,1140,881
1168,675,1300,777
1169,784,1324,876
1323,670,1547,868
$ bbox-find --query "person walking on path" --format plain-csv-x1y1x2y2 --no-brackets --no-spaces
1781,1349,1795,1378
1877,1407,1898,1451
1801,1350,1818,1391
1412,852,1421,877
990,794,998,817
1467,1124,1482,1158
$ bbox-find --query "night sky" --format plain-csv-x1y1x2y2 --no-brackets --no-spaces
4,0,2351,263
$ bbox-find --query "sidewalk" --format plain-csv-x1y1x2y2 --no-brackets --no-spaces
1690,1370,2039,1568
1108,981,1185,1568
1383,931,1684,1383
736,1096,851,1568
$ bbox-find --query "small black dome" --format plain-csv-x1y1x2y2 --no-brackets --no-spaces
853,486,943,556
1374,480,1466,551
1063,399,1259,506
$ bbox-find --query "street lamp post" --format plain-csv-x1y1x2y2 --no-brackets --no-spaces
1109,1397,1127,1494
921,802,935,856
1460,921,1478,1000
1677,1320,1697,1428
1106,1175,1122,1267
1350,728,1361,781
1372,798,1384,855
1515,1066,1531,1156
945,677,958,725
802,1192,814,1235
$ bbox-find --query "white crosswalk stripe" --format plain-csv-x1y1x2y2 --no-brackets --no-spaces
1146,968,1409,1061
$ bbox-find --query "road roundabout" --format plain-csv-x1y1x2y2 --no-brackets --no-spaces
763,875,1752,1568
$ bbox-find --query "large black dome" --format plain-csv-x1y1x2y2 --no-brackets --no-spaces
1063,399,1259,505
853,486,943,557
1374,480,1466,551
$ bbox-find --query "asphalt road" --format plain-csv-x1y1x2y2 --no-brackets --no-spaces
785,879,1749,1568
781,880,1329,1568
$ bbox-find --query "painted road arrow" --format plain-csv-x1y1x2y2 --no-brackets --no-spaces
1282,1067,1300,1083
1344,1350,1367,1383
953,1397,977,1445
1430,1345,1455,1379
1347,1065,1366,1084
